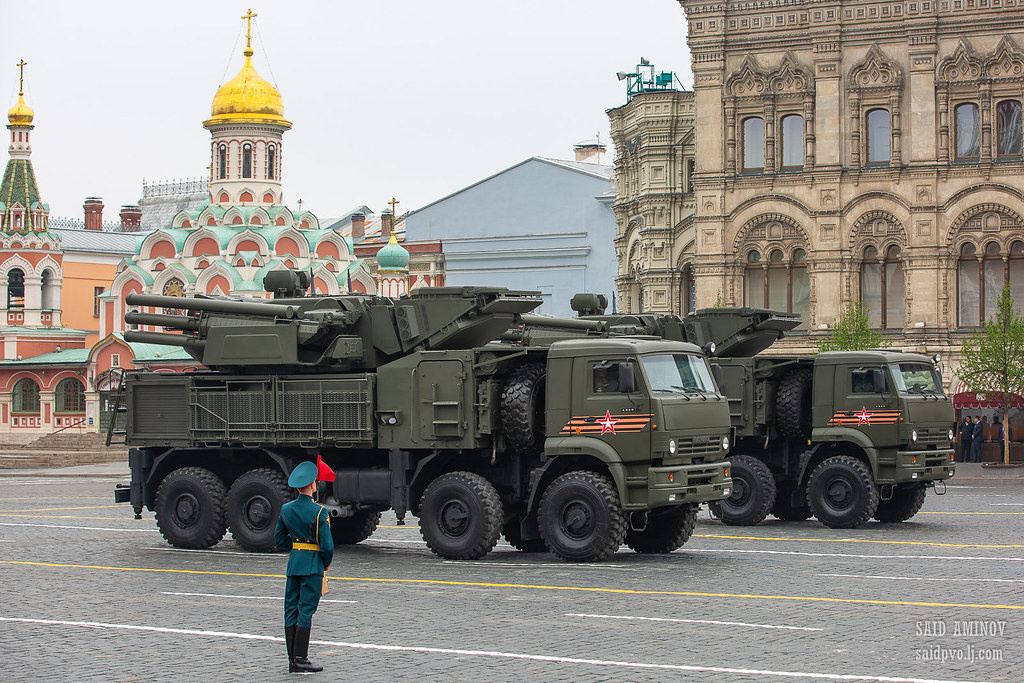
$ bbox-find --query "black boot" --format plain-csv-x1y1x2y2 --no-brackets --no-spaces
291,626,323,673
285,625,297,672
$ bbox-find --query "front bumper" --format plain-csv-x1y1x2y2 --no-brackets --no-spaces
888,449,956,484
645,462,732,508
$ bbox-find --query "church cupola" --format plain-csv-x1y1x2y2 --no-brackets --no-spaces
204,9,290,210
2,59,48,234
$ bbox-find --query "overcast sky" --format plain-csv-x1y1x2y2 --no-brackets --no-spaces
1,1,691,223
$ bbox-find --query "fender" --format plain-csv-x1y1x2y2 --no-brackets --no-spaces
525,436,629,514
810,427,880,472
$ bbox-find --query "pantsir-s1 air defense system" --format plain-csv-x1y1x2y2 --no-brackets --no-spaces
510,294,956,528
112,274,733,562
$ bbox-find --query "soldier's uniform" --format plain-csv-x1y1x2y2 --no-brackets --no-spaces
275,461,334,674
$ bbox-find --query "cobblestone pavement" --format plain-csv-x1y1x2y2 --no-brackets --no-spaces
0,473,1020,682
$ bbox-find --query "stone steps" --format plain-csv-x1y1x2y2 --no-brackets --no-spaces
0,448,128,469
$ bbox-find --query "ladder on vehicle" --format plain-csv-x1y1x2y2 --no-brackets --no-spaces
105,369,128,447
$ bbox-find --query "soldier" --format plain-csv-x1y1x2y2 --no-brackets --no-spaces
275,461,334,674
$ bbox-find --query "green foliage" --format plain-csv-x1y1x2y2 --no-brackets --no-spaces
816,301,890,352
958,283,1024,465
714,290,725,308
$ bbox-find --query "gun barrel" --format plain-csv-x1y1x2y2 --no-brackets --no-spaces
519,314,606,332
125,311,201,331
126,294,298,319
124,330,206,349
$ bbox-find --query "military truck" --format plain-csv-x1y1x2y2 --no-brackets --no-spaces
111,274,732,562
508,296,956,529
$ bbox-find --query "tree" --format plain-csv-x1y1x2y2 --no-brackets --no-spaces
958,283,1024,465
816,301,889,352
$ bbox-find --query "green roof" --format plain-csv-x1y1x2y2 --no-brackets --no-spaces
0,159,46,232
0,348,90,366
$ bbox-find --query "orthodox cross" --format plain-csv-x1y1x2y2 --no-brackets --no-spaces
242,9,258,49
387,198,400,236
16,59,26,95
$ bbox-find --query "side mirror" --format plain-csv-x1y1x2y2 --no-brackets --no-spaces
871,369,886,393
711,363,725,392
618,363,636,393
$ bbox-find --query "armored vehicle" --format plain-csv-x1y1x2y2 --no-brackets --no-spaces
509,296,956,528
112,275,732,562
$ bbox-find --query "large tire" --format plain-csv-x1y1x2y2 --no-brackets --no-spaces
500,363,546,456
503,514,547,552
154,467,228,549
419,472,502,560
538,471,626,562
331,510,382,545
626,504,698,554
873,485,927,523
709,455,776,526
772,484,812,521
777,368,813,438
806,455,879,529
227,468,293,552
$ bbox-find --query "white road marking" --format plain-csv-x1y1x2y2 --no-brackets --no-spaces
821,573,1024,584
0,616,984,683
989,503,1024,506
0,521,157,533
567,613,822,631
161,591,355,604
362,538,426,545
689,548,1024,562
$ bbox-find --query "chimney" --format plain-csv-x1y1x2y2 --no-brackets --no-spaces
350,213,366,241
119,205,143,232
381,209,393,241
573,141,607,163
84,198,104,231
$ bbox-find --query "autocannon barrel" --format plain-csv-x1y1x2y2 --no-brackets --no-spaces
518,314,607,332
124,311,201,331
126,293,298,319
123,330,206,349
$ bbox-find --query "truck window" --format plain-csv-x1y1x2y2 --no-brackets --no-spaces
891,363,944,395
640,354,717,394
592,362,632,393
851,368,887,394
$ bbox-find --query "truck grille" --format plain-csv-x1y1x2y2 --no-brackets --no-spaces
914,427,951,446
675,436,721,457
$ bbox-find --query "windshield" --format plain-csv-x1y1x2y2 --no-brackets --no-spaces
891,363,944,395
641,353,718,394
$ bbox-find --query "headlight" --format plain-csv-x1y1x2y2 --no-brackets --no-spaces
911,430,918,442
722,436,730,452
669,439,677,454
948,429,954,441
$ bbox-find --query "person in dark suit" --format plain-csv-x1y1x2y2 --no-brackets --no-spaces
275,461,334,673
959,416,973,462
972,415,984,462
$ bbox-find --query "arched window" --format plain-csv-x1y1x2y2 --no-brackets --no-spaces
955,103,980,159
958,243,980,327
861,245,905,329
7,268,25,309
41,268,57,310
681,264,695,316
983,241,1003,320
242,143,253,179
1011,241,1024,305
866,109,891,164
780,115,804,169
997,100,1022,157
745,248,808,328
742,117,765,171
56,378,85,413
12,378,40,413
767,249,788,311
744,250,764,306
218,144,227,179
267,145,276,180
791,249,809,328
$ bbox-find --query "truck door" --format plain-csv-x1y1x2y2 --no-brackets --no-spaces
838,366,900,450
565,358,651,463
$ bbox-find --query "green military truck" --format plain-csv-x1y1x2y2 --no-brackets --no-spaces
112,276,732,562
511,296,956,529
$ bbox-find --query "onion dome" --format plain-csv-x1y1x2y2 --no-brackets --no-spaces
204,45,290,128
376,231,410,271
7,93,33,127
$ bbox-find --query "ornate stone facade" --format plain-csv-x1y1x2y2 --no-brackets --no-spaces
677,0,1024,376
607,89,697,314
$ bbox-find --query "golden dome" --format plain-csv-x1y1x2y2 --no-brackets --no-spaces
7,93,33,127
204,46,291,128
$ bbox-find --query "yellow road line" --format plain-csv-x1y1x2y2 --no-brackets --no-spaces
0,497,110,501
0,514,125,521
4,505,127,512
2,560,1022,611
692,534,1024,549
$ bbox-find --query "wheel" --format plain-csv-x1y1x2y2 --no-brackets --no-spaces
502,515,547,552
154,467,228,549
500,363,546,456
713,455,776,526
538,471,625,562
777,368,812,438
806,455,879,529
331,510,382,545
873,485,927,523
772,483,812,521
626,504,698,554
418,472,503,560
227,468,294,552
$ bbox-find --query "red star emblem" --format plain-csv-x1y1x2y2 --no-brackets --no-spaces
855,407,872,425
598,410,619,435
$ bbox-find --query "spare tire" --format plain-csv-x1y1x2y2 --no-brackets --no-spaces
777,368,813,438
501,363,546,456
